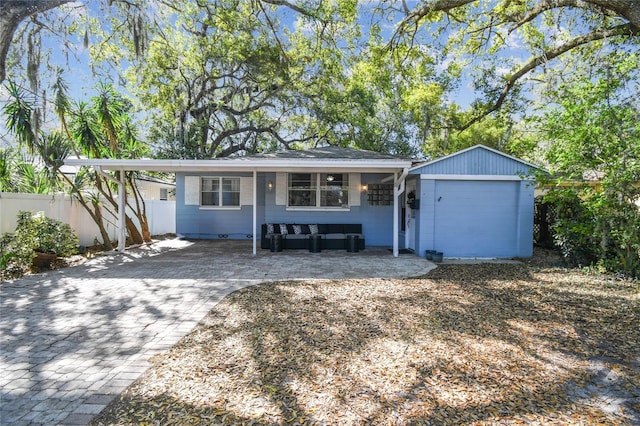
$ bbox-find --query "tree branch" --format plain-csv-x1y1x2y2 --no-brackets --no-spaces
259,0,318,19
460,22,638,131
389,0,474,46
0,0,72,82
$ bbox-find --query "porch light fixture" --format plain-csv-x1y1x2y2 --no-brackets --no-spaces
361,184,368,192
268,181,273,191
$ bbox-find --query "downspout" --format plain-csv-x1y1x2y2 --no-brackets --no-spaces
393,168,409,257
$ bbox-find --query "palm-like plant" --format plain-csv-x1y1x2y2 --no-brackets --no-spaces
0,148,18,192
3,81,37,153
3,81,114,250
52,68,73,140
71,101,105,157
15,162,51,194
92,82,126,154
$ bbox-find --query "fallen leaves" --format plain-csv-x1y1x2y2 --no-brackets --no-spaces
91,252,639,425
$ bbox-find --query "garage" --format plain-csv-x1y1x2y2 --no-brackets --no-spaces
434,180,518,258
407,145,539,259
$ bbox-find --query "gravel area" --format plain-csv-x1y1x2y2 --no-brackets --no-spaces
92,251,640,425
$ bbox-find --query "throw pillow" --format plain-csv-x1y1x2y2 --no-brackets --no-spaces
308,224,319,234
279,224,288,235
266,223,274,234
293,224,302,234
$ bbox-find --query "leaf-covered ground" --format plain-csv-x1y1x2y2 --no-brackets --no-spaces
92,253,639,425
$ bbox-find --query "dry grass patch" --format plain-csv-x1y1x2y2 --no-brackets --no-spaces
92,261,639,425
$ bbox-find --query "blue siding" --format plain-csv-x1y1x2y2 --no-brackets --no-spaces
412,146,537,176
176,172,395,246
263,172,394,246
176,172,262,240
515,181,535,257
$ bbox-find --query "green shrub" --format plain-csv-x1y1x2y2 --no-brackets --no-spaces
0,211,79,280
545,188,640,278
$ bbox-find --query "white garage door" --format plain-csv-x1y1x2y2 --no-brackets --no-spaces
434,180,518,258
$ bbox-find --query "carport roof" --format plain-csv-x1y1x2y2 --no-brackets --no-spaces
64,146,412,172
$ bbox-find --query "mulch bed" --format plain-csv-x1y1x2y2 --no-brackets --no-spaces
91,251,639,425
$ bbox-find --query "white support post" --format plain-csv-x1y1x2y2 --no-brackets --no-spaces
252,169,257,256
392,168,409,258
393,172,399,257
118,169,126,252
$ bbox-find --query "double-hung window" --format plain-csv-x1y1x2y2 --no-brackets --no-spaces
201,177,240,207
288,173,349,208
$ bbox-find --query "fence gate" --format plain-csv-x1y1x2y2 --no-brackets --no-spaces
534,196,556,248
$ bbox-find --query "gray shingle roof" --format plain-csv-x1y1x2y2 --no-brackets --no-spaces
248,146,405,161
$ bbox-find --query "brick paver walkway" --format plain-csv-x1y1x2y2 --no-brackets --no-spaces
1,239,435,425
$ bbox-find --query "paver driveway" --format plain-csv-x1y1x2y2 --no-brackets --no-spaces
0,239,435,425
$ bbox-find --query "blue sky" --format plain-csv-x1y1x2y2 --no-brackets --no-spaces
1,0,532,148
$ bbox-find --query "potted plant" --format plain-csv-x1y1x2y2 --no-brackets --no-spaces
14,211,79,268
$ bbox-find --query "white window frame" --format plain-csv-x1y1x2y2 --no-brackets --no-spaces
287,172,350,210
200,176,241,209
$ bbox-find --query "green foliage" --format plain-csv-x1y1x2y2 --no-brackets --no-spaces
0,147,60,194
0,231,33,280
545,187,640,278
1,211,79,280
539,55,640,277
422,112,524,159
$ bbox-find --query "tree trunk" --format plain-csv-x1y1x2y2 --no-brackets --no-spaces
125,215,144,245
126,173,152,242
91,198,115,251
0,0,71,83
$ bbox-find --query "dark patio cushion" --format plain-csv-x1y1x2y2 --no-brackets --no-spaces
327,224,343,233
324,233,346,239
301,224,311,234
343,224,362,234
345,233,363,239
317,224,329,234
285,234,307,240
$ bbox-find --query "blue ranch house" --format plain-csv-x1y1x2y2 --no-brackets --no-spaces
66,144,539,258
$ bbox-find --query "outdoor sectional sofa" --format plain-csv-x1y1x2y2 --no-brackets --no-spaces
261,223,365,251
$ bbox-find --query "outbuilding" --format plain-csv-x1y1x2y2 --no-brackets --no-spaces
403,145,539,259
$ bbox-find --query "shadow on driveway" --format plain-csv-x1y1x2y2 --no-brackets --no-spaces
0,238,434,425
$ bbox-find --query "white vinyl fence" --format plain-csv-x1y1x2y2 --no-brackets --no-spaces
0,192,175,247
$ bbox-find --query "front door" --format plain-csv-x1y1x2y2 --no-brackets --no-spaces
405,179,416,252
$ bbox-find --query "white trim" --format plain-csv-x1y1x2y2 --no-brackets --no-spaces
392,168,409,258
240,176,253,206
200,176,242,208
65,158,412,172
420,174,533,181
184,176,200,205
252,170,257,256
409,144,542,172
117,169,126,252
392,172,399,257
349,173,361,207
286,172,351,209
275,172,287,205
